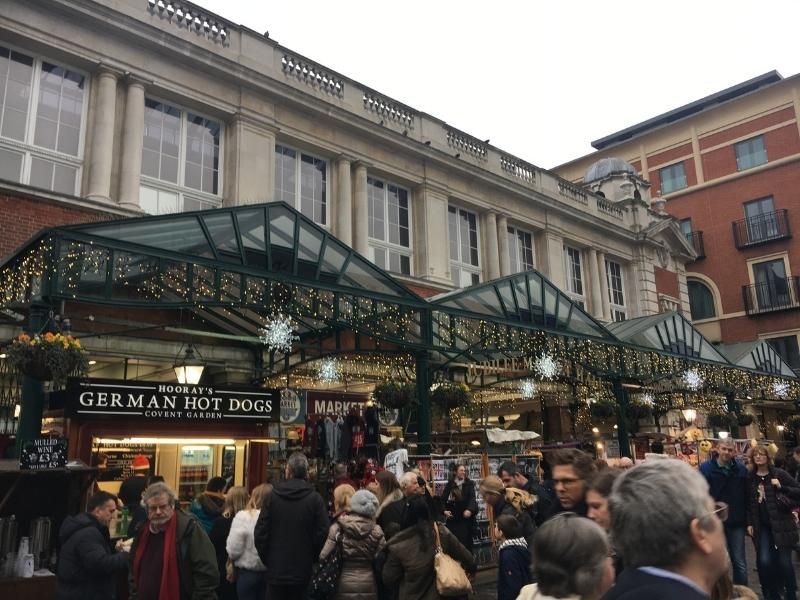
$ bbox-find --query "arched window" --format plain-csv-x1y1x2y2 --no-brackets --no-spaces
688,280,716,320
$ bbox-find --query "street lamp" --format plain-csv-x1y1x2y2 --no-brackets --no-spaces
682,409,697,424
174,344,205,385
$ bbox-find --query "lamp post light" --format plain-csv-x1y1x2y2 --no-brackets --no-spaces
174,345,205,385
682,408,697,424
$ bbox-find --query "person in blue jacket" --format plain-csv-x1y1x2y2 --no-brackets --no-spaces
495,513,532,600
699,438,749,585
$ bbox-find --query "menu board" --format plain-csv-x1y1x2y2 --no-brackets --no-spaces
96,443,157,481
19,438,68,470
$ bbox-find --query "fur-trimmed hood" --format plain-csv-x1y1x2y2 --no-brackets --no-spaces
376,488,403,518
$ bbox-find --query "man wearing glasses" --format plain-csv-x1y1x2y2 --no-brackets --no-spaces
128,482,218,600
549,448,597,517
604,460,730,600
699,438,749,586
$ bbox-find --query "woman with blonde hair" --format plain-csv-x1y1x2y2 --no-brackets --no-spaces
333,483,356,518
210,486,249,600
227,483,272,600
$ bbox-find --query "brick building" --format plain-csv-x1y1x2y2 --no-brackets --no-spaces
556,71,800,376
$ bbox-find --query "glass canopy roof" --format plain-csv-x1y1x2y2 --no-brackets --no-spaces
718,340,798,378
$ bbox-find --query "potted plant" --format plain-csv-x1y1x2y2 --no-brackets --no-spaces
736,413,754,427
5,332,89,385
430,382,471,409
706,411,737,430
372,380,416,410
589,399,617,419
626,399,653,420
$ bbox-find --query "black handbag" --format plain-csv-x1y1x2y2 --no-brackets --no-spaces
776,491,798,513
308,528,344,600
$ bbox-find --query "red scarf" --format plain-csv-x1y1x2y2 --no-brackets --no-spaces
133,512,181,599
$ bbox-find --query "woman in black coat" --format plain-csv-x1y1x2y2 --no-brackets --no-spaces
440,463,478,552
746,445,800,600
209,486,249,600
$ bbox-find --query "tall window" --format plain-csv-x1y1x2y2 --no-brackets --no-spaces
563,246,585,308
507,226,534,273
688,280,716,320
735,135,767,171
744,196,778,242
659,162,687,194
140,98,221,215
605,259,626,321
448,206,480,287
752,258,790,310
767,335,800,372
679,218,693,239
275,144,327,225
0,45,86,194
368,176,411,275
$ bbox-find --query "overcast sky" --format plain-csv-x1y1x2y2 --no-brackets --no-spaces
198,0,800,169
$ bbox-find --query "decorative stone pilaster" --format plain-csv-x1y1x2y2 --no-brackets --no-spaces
587,248,604,320
542,232,565,288
227,113,276,205
597,251,612,321
335,156,353,246
497,214,510,276
118,77,146,210
86,68,119,202
414,181,451,285
352,162,369,256
483,211,500,281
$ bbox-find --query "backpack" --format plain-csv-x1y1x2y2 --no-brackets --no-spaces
307,524,345,600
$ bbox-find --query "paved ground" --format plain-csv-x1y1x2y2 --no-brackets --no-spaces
469,542,800,599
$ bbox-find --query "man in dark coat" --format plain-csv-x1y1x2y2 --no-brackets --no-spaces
699,438,749,585
603,460,729,600
56,491,129,600
550,448,596,517
254,451,329,599
498,460,556,526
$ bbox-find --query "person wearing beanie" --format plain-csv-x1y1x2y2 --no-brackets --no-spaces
118,454,151,509
319,489,385,599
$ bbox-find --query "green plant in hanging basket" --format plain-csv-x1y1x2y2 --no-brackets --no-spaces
706,411,737,430
6,332,89,385
373,380,416,410
589,399,617,419
736,413,754,427
626,400,653,420
430,382,471,409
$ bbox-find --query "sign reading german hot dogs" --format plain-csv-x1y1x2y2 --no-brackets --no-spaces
66,378,278,422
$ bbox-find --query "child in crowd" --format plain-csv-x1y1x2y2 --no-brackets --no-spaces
495,514,532,600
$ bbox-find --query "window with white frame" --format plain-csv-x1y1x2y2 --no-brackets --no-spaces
605,259,627,321
735,135,767,171
275,144,327,225
563,246,585,308
448,206,480,287
367,176,412,275
507,226,534,274
659,162,687,194
0,44,87,195
140,98,221,215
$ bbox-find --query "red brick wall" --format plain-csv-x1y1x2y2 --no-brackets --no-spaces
0,192,118,258
699,107,795,150
648,143,693,168
405,283,442,298
655,267,680,299
701,124,800,180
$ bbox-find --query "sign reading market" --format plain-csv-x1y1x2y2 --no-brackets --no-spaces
66,378,279,423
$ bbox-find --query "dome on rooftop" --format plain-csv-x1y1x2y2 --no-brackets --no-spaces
584,157,637,183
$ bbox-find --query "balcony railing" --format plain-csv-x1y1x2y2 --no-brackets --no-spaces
742,276,800,315
685,231,705,260
732,209,791,248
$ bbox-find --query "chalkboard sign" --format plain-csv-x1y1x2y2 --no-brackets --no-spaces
96,443,157,482
20,437,68,470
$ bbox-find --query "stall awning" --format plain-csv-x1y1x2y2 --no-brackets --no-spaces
485,428,540,443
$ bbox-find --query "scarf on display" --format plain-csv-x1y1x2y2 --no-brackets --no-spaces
133,512,180,600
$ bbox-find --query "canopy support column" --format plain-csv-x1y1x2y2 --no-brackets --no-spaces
15,299,50,458
613,379,631,458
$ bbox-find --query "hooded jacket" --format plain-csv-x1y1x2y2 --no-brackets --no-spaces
128,508,219,600
56,513,129,600
382,522,474,600
189,492,224,534
254,477,329,586
494,496,536,548
497,538,532,600
320,513,386,600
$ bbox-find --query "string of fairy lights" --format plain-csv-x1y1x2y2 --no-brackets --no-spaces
1,237,799,423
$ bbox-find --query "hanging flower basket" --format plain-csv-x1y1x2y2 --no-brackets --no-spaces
430,382,471,409
5,333,89,385
590,400,617,419
626,400,653,420
373,381,416,410
736,413,754,427
706,412,737,430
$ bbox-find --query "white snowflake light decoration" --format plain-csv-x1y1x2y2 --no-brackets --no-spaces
773,381,790,399
258,314,299,353
520,379,537,400
318,357,341,384
641,393,655,406
682,369,704,391
534,353,560,380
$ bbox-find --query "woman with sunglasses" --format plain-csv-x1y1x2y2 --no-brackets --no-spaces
746,445,800,600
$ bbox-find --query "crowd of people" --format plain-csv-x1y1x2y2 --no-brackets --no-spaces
54,443,800,600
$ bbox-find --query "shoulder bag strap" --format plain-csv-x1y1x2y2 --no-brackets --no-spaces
432,522,443,553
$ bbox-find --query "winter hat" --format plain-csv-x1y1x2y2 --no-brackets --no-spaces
479,475,505,496
132,455,150,470
349,490,379,518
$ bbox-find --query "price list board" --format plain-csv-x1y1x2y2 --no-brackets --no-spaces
97,443,157,481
